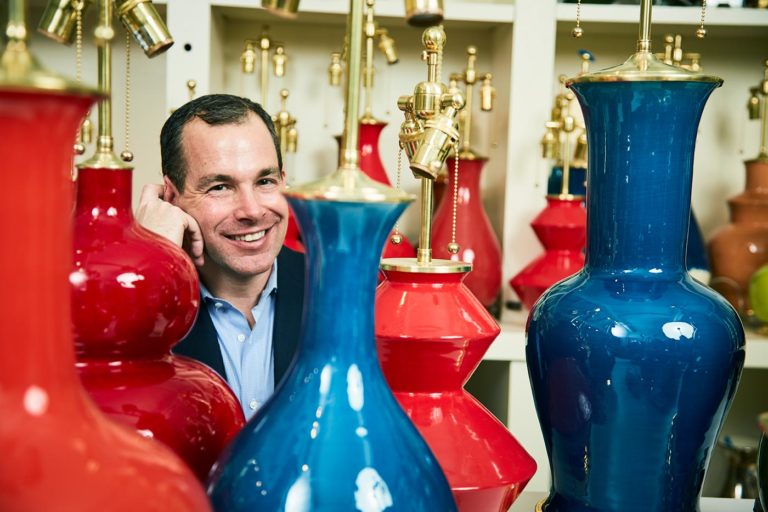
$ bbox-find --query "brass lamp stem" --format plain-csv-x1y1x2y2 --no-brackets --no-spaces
340,0,364,170
7,0,27,42
98,0,113,152
561,135,571,197
363,0,375,121
260,33,270,108
637,0,652,53
459,48,477,154
760,94,768,159
417,177,433,263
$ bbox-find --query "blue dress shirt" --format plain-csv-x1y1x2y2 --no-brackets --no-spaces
200,262,277,421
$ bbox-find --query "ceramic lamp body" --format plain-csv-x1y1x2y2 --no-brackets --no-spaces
72,167,245,481
376,269,536,511
510,196,586,310
0,90,210,511
709,159,768,321
432,157,502,309
527,80,745,511
208,195,457,511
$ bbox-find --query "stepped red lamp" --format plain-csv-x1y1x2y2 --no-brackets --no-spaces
510,70,588,311
431,46,502,314
376,26,536,511
41,0,245,481
330,0,416,259
0,2,210,509
709,59,768,327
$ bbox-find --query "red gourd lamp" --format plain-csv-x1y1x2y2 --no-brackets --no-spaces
0,2,210,509
377,26,536,511
510,70,588,311
56,0,244,481
432,46,502,314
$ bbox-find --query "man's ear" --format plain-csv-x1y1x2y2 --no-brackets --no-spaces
163,176,181,204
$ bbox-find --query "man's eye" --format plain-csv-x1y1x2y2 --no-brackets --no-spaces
258,178,278,186
207,184,228,192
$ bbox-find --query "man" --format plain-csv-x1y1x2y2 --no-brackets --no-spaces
136,94,304,421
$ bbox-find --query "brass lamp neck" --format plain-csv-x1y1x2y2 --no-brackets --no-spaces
7,0,28,43
637,0,652,53
340,0,364,170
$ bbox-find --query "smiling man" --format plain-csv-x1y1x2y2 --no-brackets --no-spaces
136,94,304,420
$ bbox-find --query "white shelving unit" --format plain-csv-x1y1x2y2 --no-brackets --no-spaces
27,0,768,497
158,0,768,496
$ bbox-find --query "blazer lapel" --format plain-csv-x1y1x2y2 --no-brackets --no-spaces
174,304,228,380
273,246,305,386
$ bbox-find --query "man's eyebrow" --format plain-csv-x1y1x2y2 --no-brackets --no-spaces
195,174,233,189
258,167,282,179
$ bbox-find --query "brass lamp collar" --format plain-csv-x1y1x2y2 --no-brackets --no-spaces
568,0,721,85
78,146,131,169
569,51,722,84
379,257,471,274
0,1,99,96
284,166,413,204
546,193,585,201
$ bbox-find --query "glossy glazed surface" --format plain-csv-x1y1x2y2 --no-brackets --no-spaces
72,167,244,480
376,269,536,511
709,160,768,321
0,90,210,511
209,196,457,510
432,157,502,308
510,197,586,311
359,121,416,259
527,81,745,512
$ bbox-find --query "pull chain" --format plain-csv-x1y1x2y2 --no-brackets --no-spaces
390,146,404,245
121,32,134,162
696,0,707,39
572,0,583,38
73,0,90,156
447,143,460,254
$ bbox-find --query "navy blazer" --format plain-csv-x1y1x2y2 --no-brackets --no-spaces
174,246,305,386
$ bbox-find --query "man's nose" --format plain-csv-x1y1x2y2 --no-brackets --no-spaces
232,189,266,221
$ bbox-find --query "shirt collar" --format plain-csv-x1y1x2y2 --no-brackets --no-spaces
200,260,278,306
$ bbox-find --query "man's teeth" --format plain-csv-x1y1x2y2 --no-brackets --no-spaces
232,231,266,242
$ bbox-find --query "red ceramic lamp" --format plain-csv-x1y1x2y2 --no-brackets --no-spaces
0,3,210,509
432,48,502,313
377,28,536,511
67,0,244,482
510,73,588,311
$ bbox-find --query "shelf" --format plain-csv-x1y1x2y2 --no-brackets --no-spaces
557,3,768,26
202,0,515,28
484,313,768,369
555,3,768,37
510,492,756,511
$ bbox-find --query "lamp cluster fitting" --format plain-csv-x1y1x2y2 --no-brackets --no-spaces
240,27,287,110
273,88,298,154
450,45,495,158
398,25,464,181
656,34,702,72
748,59,768,160
37,0,173,166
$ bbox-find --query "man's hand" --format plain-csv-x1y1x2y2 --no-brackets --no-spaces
136,184,205,267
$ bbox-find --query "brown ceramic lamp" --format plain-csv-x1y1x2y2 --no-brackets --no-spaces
709,60,768,325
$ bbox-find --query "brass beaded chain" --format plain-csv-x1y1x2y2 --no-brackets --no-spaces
572,0,583,38
447,142,460,254
390,146,404,245
696,0,708,39
121,33,134,162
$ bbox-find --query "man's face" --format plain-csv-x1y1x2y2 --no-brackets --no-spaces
168,115,287,282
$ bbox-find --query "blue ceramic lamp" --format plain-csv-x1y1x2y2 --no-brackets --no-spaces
526,3,746,511
207,0,457,509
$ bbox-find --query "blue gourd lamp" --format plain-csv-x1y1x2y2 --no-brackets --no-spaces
526,2,746,510
207,1,457,509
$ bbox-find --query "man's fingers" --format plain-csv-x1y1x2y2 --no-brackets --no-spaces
139,183,165,204
183,213,205,267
